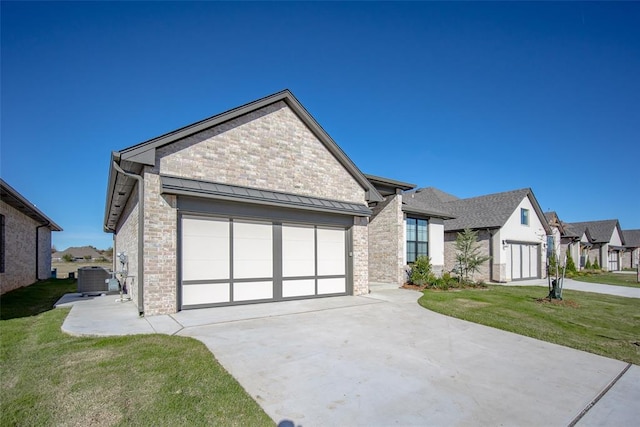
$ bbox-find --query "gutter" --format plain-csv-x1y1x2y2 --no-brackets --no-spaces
112,161,145,316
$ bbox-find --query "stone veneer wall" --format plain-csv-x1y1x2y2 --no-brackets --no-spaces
368,194,404,285
130,101,369,314
0,201,52,294
444,230,492,282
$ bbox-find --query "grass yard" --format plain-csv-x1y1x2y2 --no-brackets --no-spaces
571,271,640,288
0,279,273,426
419,286,640,365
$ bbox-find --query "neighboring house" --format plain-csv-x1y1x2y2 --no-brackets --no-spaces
52,246,104,262
0,179,62,294
545,211,581,267
405,187,551,282
564,220,625,271
103,90,383,316
366,176,454,285
622,229,640,269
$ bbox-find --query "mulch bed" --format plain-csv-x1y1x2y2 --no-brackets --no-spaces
535,297,580,308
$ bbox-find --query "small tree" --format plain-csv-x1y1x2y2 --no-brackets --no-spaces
410,256,434,286
592,257,600,270
585,258,592,270
62,253,74,263
454,228,491,283
565,252,577,274
548,250,558,277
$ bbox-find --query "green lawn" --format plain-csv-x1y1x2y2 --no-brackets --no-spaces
419,286,640,365
0,279,273,426
571,271,640,288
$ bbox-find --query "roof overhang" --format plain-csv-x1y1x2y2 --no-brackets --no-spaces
161,176,373,217
402,205,455,220
0,179,62,231
365,174,416,196
609,245,626,251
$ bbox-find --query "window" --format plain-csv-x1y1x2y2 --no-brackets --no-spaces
406,217,428,263
521,208,529,226
0,214,4,273
546,235,554,257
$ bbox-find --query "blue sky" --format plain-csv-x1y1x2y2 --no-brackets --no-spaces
2,1,639,250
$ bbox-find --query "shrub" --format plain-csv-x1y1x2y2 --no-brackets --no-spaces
585,258,592,270
592,258,600,270
410,256,434,286
565,252,577,274
453,228,491,282
62,254,74,263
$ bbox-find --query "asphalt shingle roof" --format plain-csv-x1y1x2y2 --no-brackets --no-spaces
622,229,640,248
403,187,542,232
564,219,620,244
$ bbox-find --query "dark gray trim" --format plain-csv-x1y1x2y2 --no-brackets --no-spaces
178,196,354,227
273,223,283,300
508,242,542,280
402,205,455,220
365,174,416,196
162,175,372,217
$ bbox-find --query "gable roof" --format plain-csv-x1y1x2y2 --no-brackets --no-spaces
104,90,382,231
0,179,62,231
622,230,640,248
443,188,550,232
565,219,623,244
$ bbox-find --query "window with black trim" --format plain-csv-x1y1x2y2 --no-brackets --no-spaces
521,208,529,226
0,214,5,273
406,217,428,263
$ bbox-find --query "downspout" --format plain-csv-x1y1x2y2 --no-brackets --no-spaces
112,161,145,316
35,222,50,281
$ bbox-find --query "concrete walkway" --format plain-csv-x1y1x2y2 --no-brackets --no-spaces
499,278,640,298
56,288,639,426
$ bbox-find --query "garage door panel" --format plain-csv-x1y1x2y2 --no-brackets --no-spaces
318,278,346,295
282,225,315,277
317,228,346,276
282,279,316,298
511,245,521,279
509,243,539,280
234,281,273,301
182,218,230,281
233,222,273,279
183,283,230,305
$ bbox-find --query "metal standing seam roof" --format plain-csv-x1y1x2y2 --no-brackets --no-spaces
0,179,62,231
104,89,383,231
161,176,373,216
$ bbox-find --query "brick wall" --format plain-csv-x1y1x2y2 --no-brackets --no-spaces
444,230,492,282
352,216,369,295
128,101,369,314
158,101,364,204
0,201,52,294
114,183,140,305
368,194,404,285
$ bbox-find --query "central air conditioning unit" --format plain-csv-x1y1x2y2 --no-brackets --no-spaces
77,266,112,294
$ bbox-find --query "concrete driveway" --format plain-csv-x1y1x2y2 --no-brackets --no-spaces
170,289,636,426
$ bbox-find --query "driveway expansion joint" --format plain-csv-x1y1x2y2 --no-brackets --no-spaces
568,362,632,427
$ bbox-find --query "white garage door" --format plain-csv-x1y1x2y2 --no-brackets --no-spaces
180,216,347,309
509,243,539,280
